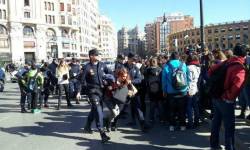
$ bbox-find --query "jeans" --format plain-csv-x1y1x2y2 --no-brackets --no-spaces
186,94,200,126
210,99,235,150
168,95,187,127
58,84,71,107
69,79,80,98
149,100,164,121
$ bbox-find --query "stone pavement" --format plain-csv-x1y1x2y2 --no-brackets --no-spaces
0,81,249,150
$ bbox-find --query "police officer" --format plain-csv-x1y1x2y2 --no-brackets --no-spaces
16,62,31,113
69,58,81,104
114,54,126,71
81,49,112,143
124,52,149,132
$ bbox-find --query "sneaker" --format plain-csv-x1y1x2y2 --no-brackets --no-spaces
246,114,250,120
31,109,41,114
76,101,80,104
44,104,49,108
180,126,186,131
169,126,175,131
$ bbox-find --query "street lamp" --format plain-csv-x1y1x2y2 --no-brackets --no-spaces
162,13,168,56
200,0,205,52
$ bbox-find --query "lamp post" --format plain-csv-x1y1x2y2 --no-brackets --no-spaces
162,13,168,56
200,0,205,52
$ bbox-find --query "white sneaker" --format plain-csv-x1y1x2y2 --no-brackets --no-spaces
169,126,174,131
180,126,186,131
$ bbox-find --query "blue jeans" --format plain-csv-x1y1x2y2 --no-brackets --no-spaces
186,94,199,126
210,99,235,150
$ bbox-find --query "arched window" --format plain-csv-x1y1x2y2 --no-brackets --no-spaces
46,28,56,38
23,26,34,37
0,25,7,35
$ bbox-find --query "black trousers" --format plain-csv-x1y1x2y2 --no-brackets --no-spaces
168,95,187,126
85,88,104,132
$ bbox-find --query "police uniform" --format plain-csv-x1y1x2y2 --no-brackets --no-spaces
81,49,112,142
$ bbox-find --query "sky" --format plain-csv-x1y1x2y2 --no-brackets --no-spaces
99,0,250,32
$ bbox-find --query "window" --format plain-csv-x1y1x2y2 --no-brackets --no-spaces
2,0,5,4
49,15,52,23
2,10,6,19
235,27,241,31
68,16,72,25
60,3,64,11
228,27,233,32
46,29,56,38
72,0,75,5
214,37,219,41
67,4,71,12
214,29,219,33
208,29,212,34
60,15,65,24
45,15,48,23
0,10,2,19
221,28,226,32
0,25,7,35
44,2,47,10
236,34,241,40
24,12,30,18
52,16,55,24
48,2,51,10
51,3,54,11
23,26,34,37
0,39,8,48
24,0,30,6
243,26,248,30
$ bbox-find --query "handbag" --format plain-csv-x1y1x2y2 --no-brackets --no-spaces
62,74,68,80
112,86,129,104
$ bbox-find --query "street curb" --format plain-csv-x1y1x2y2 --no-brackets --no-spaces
206,119,249,150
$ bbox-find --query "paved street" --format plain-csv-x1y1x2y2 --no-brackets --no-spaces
0,82,213,150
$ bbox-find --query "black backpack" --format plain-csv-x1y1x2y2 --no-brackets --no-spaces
205,61,243,98
147,67,161,94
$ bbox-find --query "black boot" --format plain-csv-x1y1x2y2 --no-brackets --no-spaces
100,131,110,143
140,120,150,133
83,121,93,134
21,107,27,113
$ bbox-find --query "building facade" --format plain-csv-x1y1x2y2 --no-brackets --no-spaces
98,15,117,60
0,0,102,64
117,26,145,55
145,12,193,55
168,20,250,52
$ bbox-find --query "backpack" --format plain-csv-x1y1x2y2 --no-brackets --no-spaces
205,62,242,98
27,71,39,93
147,68,161,94
168,62,188,90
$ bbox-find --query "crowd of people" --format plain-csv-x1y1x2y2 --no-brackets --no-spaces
4,43,250,149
